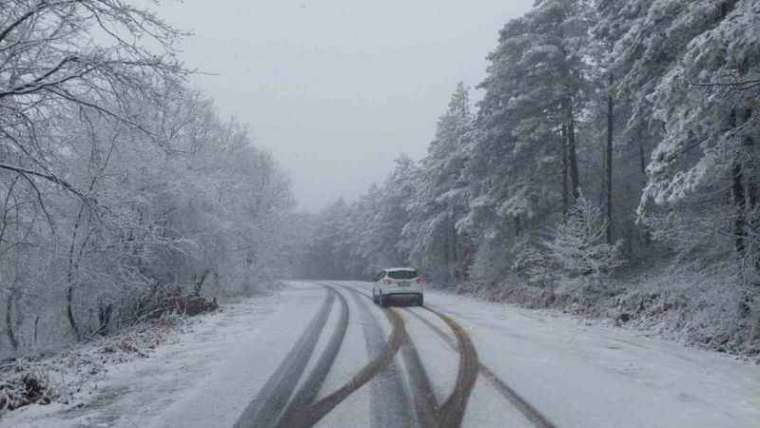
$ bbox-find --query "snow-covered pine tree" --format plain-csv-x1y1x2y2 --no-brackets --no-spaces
403,84,473,284
609,1,760,285
592,0,659,255
368,155,418,271
459,0,596,283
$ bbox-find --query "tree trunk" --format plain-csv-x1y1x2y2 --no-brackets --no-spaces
515,215,522,238
5,289,18,351
749,169,758,210
194,269,211,296
451,212,459,280
748,151,759,274
606,73,614,244
565,98,581,199
741,105,757,267
638,133,652,248
66,205,87,342
33,315,40,347
638,137,647,177
97,303,113,336
561,125,569,215
448,206,457,279
733,157,746,255
66,284,80,341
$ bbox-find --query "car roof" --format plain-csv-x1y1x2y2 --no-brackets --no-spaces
384,267,417,272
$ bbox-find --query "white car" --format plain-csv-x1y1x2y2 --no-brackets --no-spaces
371,268,424,307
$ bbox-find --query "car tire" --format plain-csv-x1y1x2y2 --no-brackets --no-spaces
372,289,377,304
379,293,387,308
417,294,424,306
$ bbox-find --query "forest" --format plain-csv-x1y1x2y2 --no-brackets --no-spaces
298,0,760,355
1,0,759,424
1,0,758,361
0,0,295,359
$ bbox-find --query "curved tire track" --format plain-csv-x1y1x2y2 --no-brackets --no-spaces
234,289,335,428
424,307,479,428
347,286,475,428
276,285,350,427
286,287,406,428
239,282,550,428
347,286,414,428
345,285,437,428
405,308,556,428
398,332,439,428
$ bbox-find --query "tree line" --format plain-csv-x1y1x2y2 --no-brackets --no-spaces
0,1,294,357
299,0,760,345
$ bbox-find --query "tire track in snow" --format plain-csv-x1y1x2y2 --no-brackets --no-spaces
345,285,415,428
233,288,335,428
346,286,455,428
405,308,556,428
397,321,440,428
423,307,478,428
276,284,350,427
285,285,406,428
344,284,438,427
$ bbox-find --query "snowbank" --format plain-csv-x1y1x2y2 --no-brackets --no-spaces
452,263,760,363
0,292,277,427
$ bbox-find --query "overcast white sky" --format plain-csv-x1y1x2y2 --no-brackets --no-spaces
152,0,533,211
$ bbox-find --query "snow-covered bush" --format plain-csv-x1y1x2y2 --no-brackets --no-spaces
0,366,56,412
546,195,624,279
511,237,556,288
467,233,511,287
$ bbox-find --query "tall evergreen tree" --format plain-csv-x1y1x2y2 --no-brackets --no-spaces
403,84,473,283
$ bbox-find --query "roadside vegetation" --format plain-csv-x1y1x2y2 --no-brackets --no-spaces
0,1,295,363
299,0,760,359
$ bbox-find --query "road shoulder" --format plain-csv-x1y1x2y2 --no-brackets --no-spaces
1,285,320,428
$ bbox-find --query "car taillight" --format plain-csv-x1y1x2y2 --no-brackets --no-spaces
383,279,392,285
416,277,425,285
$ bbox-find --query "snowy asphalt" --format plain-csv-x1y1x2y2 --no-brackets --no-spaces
234,282,485,428
4,281,760,428
227,281,760,428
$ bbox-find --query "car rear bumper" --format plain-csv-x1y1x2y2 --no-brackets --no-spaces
379,287,423,295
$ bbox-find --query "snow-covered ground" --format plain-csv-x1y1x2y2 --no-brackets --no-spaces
3,281,758,428
422,286,760,428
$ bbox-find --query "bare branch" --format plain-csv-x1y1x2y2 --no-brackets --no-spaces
0,162,90,202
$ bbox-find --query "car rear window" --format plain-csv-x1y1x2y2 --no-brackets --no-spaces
387,270,418,279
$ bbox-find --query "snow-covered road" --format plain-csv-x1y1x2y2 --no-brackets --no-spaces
4,281,759,428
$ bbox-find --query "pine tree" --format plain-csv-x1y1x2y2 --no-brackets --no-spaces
403,84,473,284
468,0,594,243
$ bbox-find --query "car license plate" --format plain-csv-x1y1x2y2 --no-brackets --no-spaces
398,281,410,287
